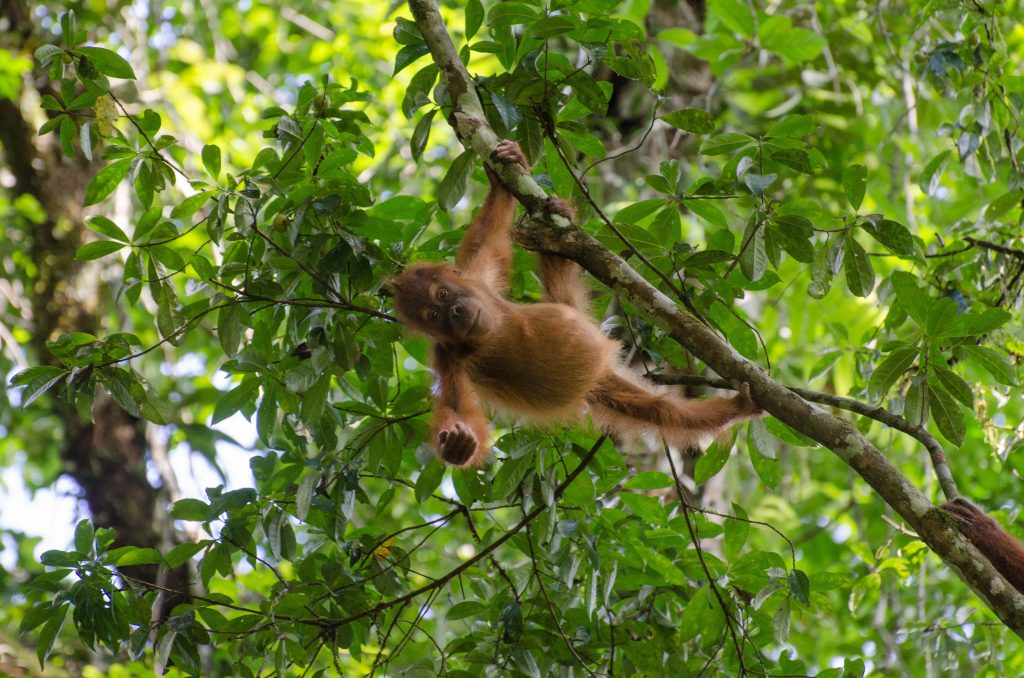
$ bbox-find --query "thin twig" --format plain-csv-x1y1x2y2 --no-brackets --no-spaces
524,521,601,677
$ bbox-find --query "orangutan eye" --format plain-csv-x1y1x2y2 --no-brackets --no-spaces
437,288,449,300
429,309,440,321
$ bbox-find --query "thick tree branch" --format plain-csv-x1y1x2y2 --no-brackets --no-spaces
406,0,1024,637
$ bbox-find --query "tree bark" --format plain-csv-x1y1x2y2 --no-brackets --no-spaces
0,0,186,597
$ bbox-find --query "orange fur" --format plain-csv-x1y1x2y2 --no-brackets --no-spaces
390,141,761,467
944,498,1024,593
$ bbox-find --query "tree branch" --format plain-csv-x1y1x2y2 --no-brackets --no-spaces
406,0,1024,637
652,373,960,502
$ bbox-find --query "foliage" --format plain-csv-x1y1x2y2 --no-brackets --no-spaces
3,0,1024,675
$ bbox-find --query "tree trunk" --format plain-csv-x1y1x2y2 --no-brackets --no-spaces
0,0,187,598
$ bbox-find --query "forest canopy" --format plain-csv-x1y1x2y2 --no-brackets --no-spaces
1,0,1024,675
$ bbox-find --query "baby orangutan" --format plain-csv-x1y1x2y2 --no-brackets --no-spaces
390,140,761,467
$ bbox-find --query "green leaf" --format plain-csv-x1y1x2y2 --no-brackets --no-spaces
984,190,1024,222
156,283,186,346
614,199,666,224
747,418,775,460
904,378,925,425
155,629,177,673
170,191,212,219
491,450,535,499
39,114,63,136
11,366,67,407
57,116,74,159
769,148,813,174
558,125,604,157
770,215,814,262
36,603,69,668
34,44,63,67
709,0,754,37
749,446,781,487
928,383,965,445
99,367,141,417
748,420,781,487
85,215,130,243
743,172,776,196
694,439,731,485
40,550,82,567
73,519,93,554
624,471,673,490
606,43,656,86
619,493,666,525
532,15,577,38
700,132,754,155
766,115,815,138
299,373,330,424
217,304,243,358
393,17,423,46
84,157,132,206
490,91,522,131
410,109,436,161
394,43,429,75
165,541,209,568
789,569,811,605
76,46,136,79
760,18,827,64
170,498,211,521
867,345,918,401
773,215,813,240
488,2,539,27
295,470,317,521
465,0,485,39
930,366,973,408
661,108,715,134
414,458,446,503
865,219,914,256
845,657,867,678
657,27,698,48
76,240,125,260
842,164,867,211
448,600,488,621
437,149,475,211
766,417,818,446
111,546,164,566
724,503,749,560
939,307,1012,339
924,297,958,339
738,216,767,282
211,379,260,424
632,543,687,586
890,271,929,327
684,198,727,228
568,72,609,115
773,599,791,643
919,150,950,197
20,603,54,633
202,144,221,180
960,345,1018,386
401,64,438,119
709,301,759,359
40,94,63,112
843,232,874,297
